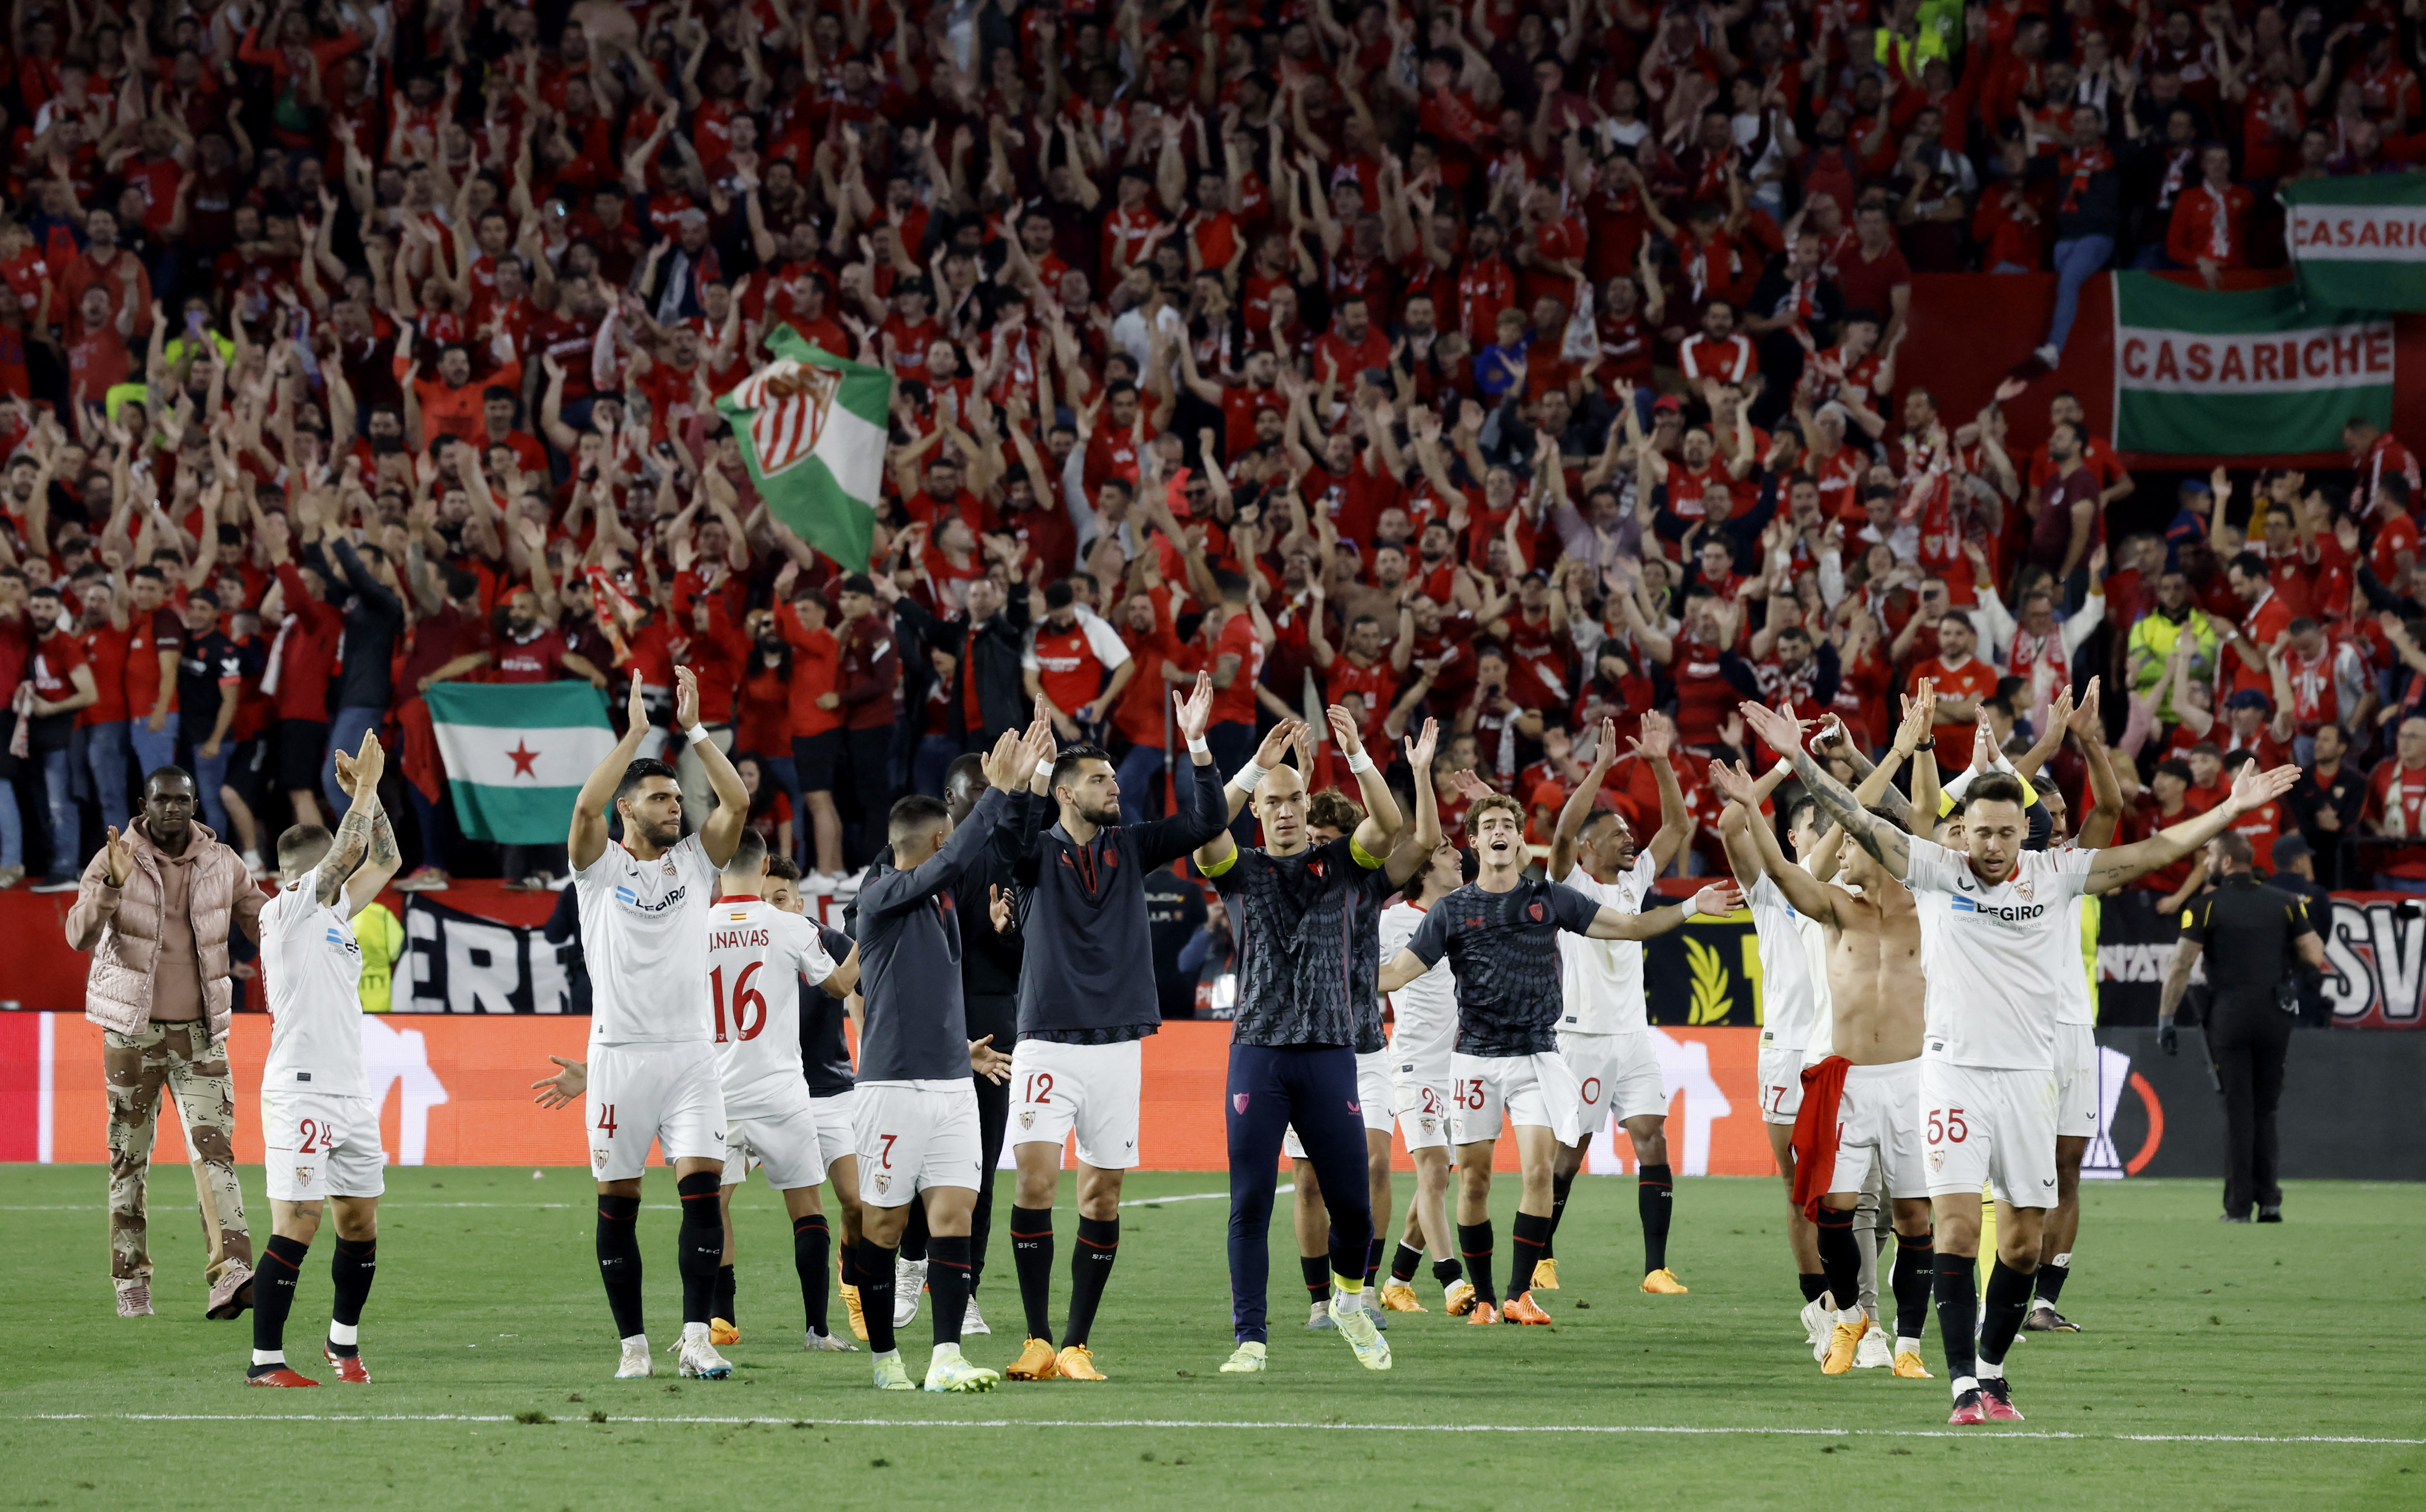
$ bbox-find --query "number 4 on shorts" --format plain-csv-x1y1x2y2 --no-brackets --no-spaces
595,1104,618,1136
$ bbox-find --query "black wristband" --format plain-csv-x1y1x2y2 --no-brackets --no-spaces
1913,738,1936,750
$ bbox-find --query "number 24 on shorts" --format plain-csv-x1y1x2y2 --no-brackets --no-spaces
1926,1107,1970,1144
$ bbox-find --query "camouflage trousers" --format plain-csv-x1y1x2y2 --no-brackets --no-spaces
103,1021,253,1286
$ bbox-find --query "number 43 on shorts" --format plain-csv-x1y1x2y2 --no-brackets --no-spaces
1926,1107,1969,1144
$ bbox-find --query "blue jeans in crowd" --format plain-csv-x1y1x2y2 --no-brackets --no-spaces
321,705,385,819
758,754,804,866
129,713,179,788
40,747,75,875
79,720,131,833
188,738,232,839
1116,741,1170,825
2045,234,2116,354
0,773,21,868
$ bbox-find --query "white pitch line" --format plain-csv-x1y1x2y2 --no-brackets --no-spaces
17,1415,2423,1446
1119,1186,1283,1208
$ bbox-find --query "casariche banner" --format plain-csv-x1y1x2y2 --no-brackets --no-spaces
2111,273,2394,457
2282,175,2426,312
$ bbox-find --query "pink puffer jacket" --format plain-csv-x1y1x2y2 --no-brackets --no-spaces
65,820,260,1038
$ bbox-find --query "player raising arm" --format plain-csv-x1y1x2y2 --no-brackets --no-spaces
568,669,758,1384
1375,792,1738,1328
1742,696,2298,1426
249,729,403,1387
1537,710,1695,1298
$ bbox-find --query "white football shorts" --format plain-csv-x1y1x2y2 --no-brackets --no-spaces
1562,1029,1669,1130
262,1091,385,1202
720,1079,829,1192
585,1040,727,1183
2053,1022,2099,1140
1008,1038,1142,1170
1820,1058,1928,1200
853,1079,982,1207
1450,1051,1583,1146
1758,1044,1808,1126
1918,1060,2060,1205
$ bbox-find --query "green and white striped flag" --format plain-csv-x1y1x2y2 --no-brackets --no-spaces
2111,273,2393,457
425,682,618,844
2282,175,2426,312
715,329,892,573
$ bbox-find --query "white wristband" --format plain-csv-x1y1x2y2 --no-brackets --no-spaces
1186,736,1210,757
683,724,711,747
1227,759,1270,793
1678,895,1701,921
1033,757,1054,779
1347,749,1375,775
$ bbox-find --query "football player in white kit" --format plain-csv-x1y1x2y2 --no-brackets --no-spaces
249,730,402,1386
1375,767,1465,1315
1746,697,2298,1425
571,671,752,1382
527,842,864,1353
1764,697,1937,1358
2031,686,2124,1333
1539,712,1695,1296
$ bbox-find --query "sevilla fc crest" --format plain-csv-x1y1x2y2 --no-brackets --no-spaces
2015,877,2036,902
1233,1094,1250,1114
736,358,842,477
294,1166,315,1186
1019,1110,1036,1129
874,1173,891,1194
1528,902,1545,921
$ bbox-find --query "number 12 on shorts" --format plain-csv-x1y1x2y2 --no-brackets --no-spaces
1926,1107,1969,1144
1021,1073,1054,1104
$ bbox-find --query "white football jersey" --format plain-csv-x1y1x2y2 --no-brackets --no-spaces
260,864,369,1098
577,832,719,1046
1381,900,1457,1067
1795,907,1836,1068
705,897,839,1116
1553,851,1658,1035
1748,873,1817,1053
2050,842,2097,1027
1903,838,2094,1071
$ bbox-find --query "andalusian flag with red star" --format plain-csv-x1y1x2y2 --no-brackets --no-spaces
424,682,619,844
715,329,892,572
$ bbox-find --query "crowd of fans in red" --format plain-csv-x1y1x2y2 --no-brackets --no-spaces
0,0,2422,912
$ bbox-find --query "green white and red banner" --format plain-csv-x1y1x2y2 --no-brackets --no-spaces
2282,176,2426,312
2111,273,2394,457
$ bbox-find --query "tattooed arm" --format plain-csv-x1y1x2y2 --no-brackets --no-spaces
344,794,404,918
1740,700,1913,880
321,729,390,911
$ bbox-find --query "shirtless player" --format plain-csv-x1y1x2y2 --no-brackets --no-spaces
1712,748,1937,1383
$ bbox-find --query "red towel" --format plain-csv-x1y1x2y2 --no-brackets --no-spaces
1788,1055,1853,1221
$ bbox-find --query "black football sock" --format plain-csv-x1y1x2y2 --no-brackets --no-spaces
1431,1256,1464,1287
1799,1272,1828,1305
1543,1169,1575,1261
1061,1216,1119,1349
1299,1253,1332,1308
713,1263,736,1325
1010,1205,1056,1341
249,1233,310,1372
1364,1236,1384,1288
1638,1163,1674,1274
1978,1257,2037,1372
327,1237,375,1356
1509,1211,1549,1296
675,1173,723,1329
928,1234,972,1350
2034,1253,2071,1308
1892,1232,1935,1340
596,1194,645,1339
1457,1221,1497,1307
1390,1241,1424,1286
795,1213,831,1336
860,1240,899,1355
1814,1207,1861,1315
898,1190,931,1265
1934,1253,1980,1386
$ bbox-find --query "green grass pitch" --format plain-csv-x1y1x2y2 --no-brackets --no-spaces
1,1165,2420,1509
